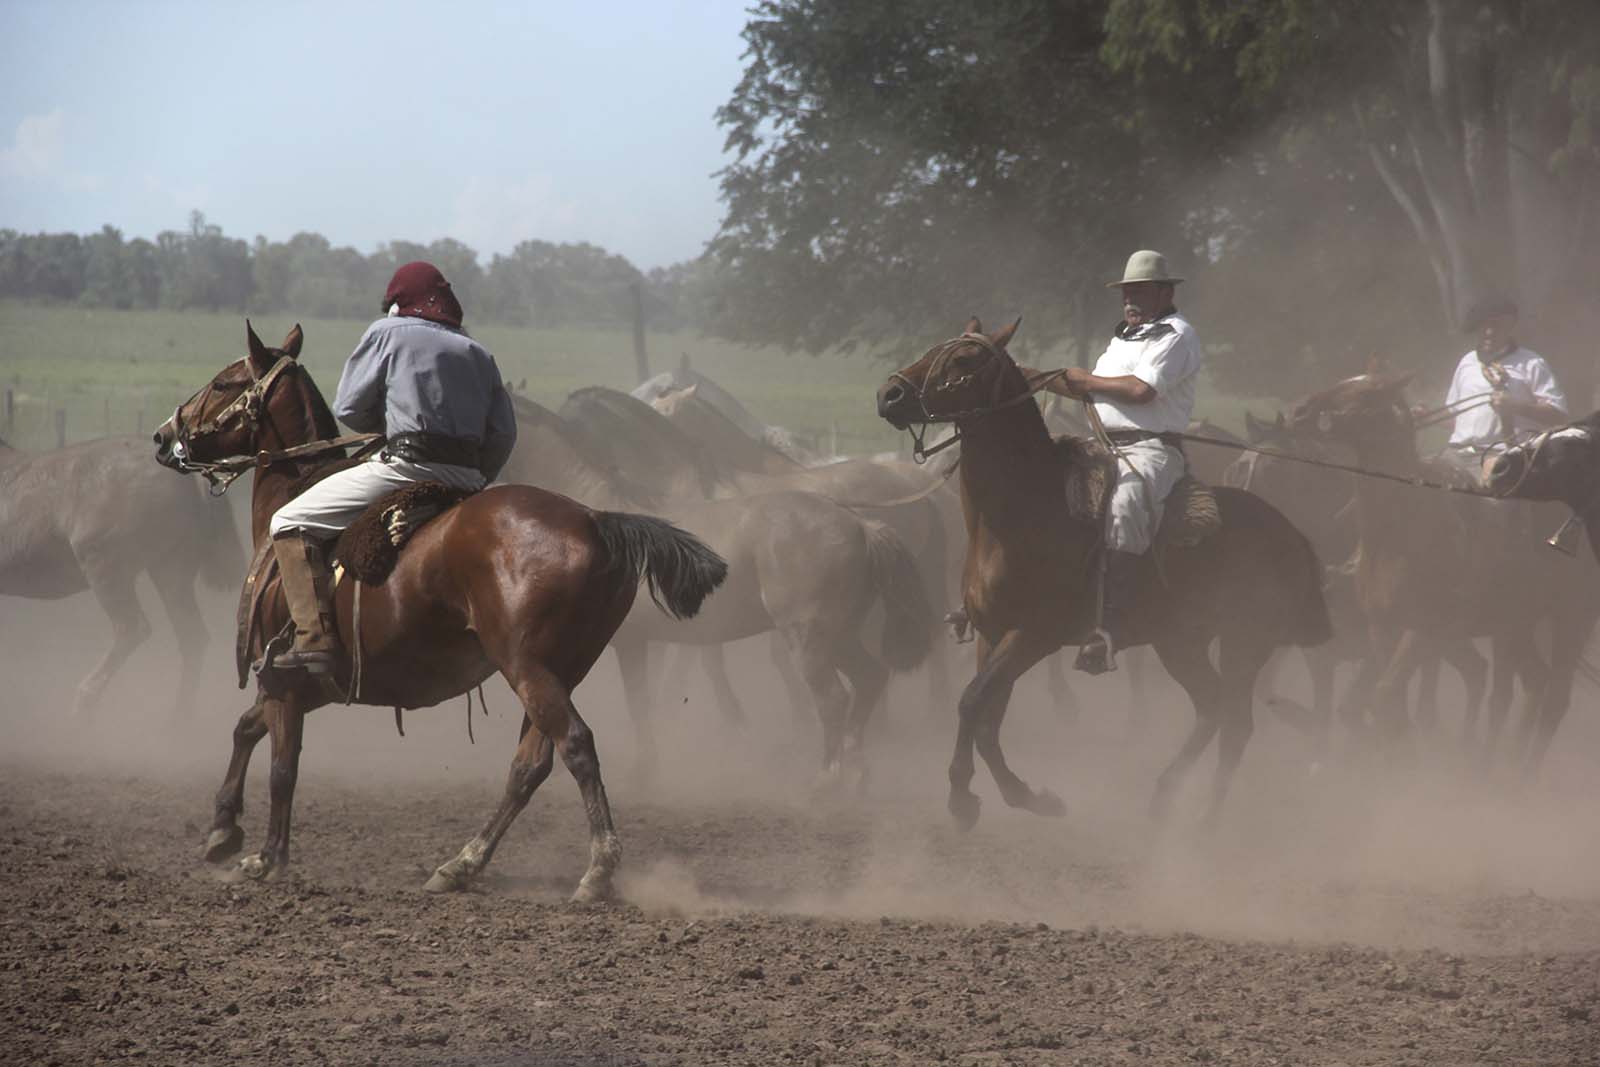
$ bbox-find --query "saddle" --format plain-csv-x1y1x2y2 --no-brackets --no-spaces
1053,436,1222,556
233,481,477,688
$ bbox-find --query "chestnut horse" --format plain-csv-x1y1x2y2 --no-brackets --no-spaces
152,323,726,898
878,320,1331,827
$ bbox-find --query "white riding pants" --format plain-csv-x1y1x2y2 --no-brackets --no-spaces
269,453,485,540
1106,440,1187,554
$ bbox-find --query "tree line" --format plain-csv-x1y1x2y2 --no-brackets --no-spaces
0,212,717,331
708,0,1600,399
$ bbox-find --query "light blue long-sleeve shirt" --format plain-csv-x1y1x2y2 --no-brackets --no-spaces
333,316,517,480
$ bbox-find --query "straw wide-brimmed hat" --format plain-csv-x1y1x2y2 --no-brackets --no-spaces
1106,249,1184,288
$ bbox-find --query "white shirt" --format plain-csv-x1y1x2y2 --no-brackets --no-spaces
1445,346,1566,448
1091,311,1203,434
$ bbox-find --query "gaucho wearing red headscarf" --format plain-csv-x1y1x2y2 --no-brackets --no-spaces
262,260,517,674
382,260,465,328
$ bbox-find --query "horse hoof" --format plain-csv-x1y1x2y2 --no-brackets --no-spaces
423,868,466,894
202,826,245,864
224,854,271,884
570,876,615,904
948,792,981,832
1027,788,1067,817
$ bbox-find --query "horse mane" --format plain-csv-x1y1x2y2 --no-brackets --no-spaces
509,393,661,508
304,377,340,441
666,388,801,471
561,386,723,496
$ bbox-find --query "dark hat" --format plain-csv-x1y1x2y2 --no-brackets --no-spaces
383,261,464,328
1461,294,1517,334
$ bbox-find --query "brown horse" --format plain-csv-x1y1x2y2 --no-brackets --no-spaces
0,433,242,718
1228,411,1492,753
1287,374,1599,775
1485,412,1600,562
877,320,1331,827
151,323,726,897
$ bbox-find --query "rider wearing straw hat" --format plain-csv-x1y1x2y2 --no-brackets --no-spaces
267,261,518,675
1439,295,1568,479
1061,250,1204,675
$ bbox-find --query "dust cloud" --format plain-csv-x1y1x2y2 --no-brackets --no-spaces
7,575,1597,959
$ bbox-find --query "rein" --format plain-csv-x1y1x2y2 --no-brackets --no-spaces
167,354,383,494
888,333,1067,463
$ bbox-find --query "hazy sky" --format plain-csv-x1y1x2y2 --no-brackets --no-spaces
0,1,755,269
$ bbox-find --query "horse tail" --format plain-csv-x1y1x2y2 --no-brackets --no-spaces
864,520,935,670
593,512,727,620
195,479,246,590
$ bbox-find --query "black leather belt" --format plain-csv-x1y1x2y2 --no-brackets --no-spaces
385,431,481,469
1106,429,1185,451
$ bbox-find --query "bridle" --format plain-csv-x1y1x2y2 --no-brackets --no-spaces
887,333,1066,463
164,354,381,494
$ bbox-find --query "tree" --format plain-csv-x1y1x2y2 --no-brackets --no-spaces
1105,0,1600,398
81,225,132,308
710,0,1175,362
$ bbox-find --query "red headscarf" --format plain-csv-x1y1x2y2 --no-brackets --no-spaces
383,261,464,328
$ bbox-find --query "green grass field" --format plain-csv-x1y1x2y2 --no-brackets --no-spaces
0,301,1264,454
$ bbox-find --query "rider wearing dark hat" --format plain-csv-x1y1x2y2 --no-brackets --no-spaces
266,261,517,674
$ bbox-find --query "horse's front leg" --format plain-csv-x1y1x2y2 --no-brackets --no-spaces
234,694,305,881
949,629,1055,829
204,698,268,862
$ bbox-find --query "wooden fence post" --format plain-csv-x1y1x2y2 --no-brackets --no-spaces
55,409,66,449
631,280,649,384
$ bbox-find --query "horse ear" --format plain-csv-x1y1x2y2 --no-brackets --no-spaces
246,320,267,361
990,316,1022,350
1365,351,1387,376
281,324,304,360
963,316,983,335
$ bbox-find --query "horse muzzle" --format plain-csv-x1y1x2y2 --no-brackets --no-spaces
877,380,917,430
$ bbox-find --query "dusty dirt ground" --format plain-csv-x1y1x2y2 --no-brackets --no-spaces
4,584,1600,1065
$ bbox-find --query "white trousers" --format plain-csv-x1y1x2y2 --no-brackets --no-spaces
1106,440,1187,554
269,453,485,540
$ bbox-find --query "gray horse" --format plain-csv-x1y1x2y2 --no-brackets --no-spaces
0,434,242,717
504,394,933,783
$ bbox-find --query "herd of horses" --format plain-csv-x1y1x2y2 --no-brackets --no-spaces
4,318,1596,899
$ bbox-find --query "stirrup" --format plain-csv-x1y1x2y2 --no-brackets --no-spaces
272,646,338,676
1073,629,1118,676
943,608,974,644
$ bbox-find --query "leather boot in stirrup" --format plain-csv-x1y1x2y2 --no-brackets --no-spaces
271,533,342,675
1074,549,1141,676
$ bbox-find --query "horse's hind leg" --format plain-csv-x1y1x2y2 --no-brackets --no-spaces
151,564,208,722
1149,638,1222,821
426,715,555,893
204,698,268,862
834,632,890,791
74,562,152,716
1206,636,1273,825
784,623,851,777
